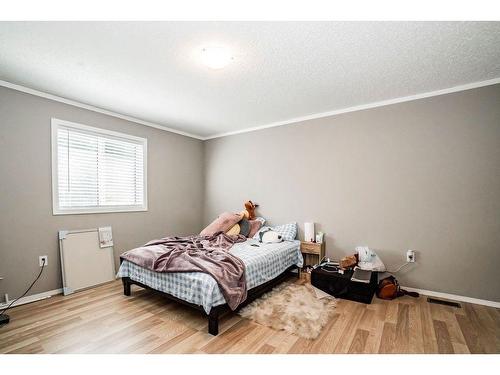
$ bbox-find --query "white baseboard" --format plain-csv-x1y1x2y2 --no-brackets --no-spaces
1,285,498,311
0,288,63,310
401,286,500,309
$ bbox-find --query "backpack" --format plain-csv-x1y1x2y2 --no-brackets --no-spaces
376,275,419,300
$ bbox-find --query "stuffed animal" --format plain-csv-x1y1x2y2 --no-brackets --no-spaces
225,223,240,236
226,219,251,237
258,228,283,243
340,254,358,269
241,200,259,220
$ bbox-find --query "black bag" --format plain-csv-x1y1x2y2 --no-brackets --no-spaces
377,275,419,300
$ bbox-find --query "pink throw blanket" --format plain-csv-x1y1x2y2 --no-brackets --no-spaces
120,232,247,310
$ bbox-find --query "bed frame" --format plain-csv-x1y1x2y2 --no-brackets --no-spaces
120,262,300,335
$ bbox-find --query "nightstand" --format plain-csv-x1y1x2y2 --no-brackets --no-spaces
300,241,325,268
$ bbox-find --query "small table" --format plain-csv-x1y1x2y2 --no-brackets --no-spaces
300,241,325,268
311,267,378,304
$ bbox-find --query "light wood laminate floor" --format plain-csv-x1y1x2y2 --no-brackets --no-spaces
1,278,498,354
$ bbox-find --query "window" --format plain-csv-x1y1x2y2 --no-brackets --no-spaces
51,118,147,214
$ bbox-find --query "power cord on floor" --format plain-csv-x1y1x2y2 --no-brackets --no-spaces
0,259,46,320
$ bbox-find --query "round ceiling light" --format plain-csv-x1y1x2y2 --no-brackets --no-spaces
199,45,233,69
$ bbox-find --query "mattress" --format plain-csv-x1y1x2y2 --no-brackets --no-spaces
117,239,303,313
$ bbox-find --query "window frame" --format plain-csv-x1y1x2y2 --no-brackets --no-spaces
51,118,148,215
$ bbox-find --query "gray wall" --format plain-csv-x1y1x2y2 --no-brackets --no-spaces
2,84,499,303
204,84,500,302
0,86,204,300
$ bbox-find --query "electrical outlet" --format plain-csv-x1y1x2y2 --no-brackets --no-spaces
39,255,48,267
406,250,415,263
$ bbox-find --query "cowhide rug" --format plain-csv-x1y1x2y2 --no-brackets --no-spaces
239,282,336,339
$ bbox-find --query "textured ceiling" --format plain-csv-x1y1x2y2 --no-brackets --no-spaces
0,21,499,138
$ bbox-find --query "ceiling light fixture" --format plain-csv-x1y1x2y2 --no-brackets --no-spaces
199,45,233,69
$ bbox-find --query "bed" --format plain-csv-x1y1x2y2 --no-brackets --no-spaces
117,238,303,335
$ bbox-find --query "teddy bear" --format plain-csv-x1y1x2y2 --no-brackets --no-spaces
241,200,259,220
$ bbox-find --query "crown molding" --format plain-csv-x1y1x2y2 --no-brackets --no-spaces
204,77,500,140
2,77,499,141
0,79,204,140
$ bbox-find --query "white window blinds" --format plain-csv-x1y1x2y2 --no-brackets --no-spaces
52,119,147,214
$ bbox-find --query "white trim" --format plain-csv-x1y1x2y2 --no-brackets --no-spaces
53,117,149,143
0,79,204,140
1,284,497,311
402,286,500,309
0,288,63,310
2,77,499,141
51,118,148,215
204,77,500,139
53,206,148,215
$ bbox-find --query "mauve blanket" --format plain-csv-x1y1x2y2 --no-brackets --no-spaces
120,232,247,310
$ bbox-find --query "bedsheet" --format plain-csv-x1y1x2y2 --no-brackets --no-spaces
117,239,303,313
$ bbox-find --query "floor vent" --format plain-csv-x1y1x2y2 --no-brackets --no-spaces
427,297,461,308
